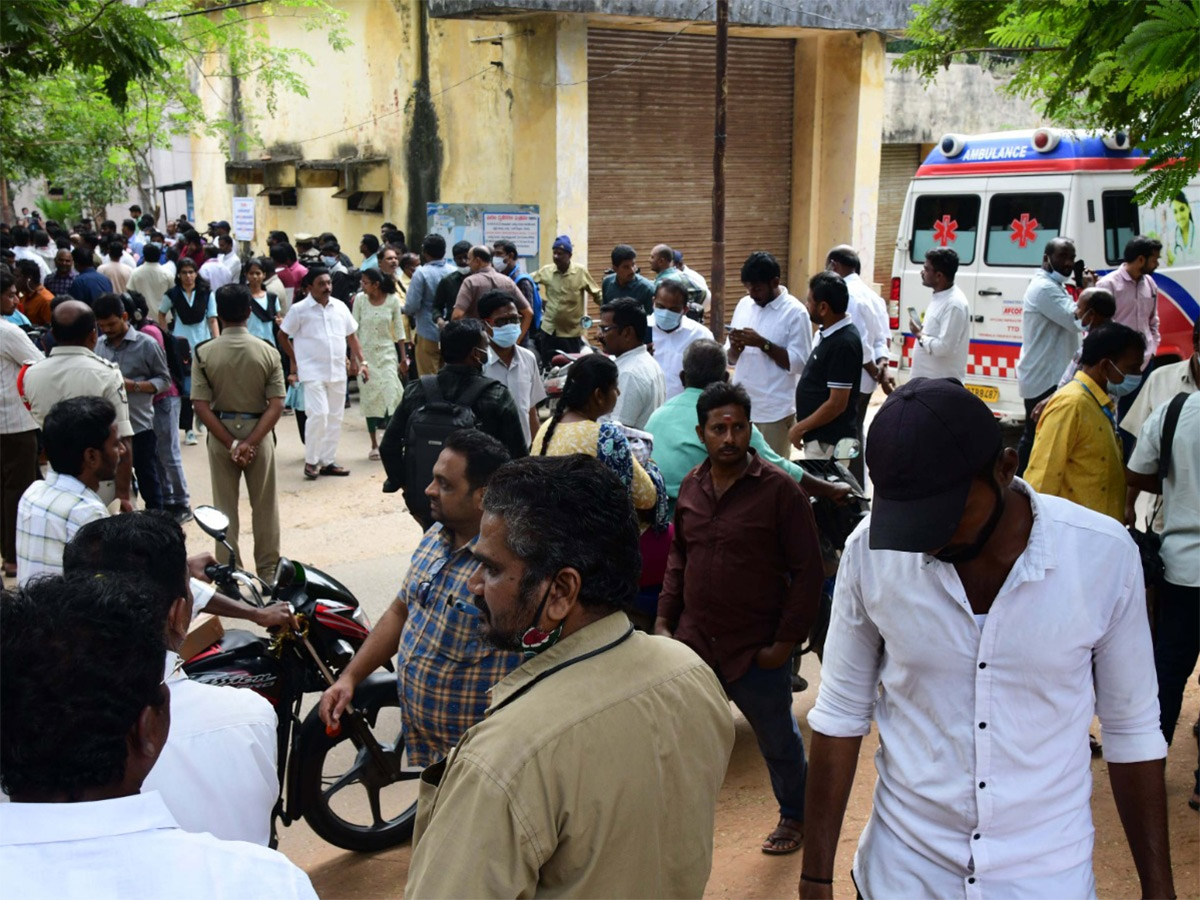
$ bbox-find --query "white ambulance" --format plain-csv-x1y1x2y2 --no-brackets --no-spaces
886,128,1199,421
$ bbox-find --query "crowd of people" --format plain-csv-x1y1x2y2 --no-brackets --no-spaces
0,204,1196,900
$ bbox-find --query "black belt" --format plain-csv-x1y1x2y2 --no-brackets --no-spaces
215,411,262,420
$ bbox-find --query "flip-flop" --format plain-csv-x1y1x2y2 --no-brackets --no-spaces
368,449,381,461
304,464,320,480
319,464,350,477
762,817,804,855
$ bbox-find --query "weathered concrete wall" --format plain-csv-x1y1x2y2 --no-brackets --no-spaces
883,54,1045,144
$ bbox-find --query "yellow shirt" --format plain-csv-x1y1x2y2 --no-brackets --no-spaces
1025,372,1125,521
531,418,657,511
531,262,599,338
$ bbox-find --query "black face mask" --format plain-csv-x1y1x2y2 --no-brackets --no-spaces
934,478,1006,564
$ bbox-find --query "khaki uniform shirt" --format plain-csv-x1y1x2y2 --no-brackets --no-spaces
532,262,600,338
406,612,734,899
20,345,134,437
190,327,286,413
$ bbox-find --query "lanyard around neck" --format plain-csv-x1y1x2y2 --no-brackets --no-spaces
1072,375,1117,432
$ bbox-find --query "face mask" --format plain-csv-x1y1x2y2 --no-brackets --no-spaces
1105,361,1143,398
321,255,338,268
456,265,470,275
654,308,683,332
491,323,521,348
492,256,508,271
933,477,1006,564
520,583,563,659
1047,268,1071,285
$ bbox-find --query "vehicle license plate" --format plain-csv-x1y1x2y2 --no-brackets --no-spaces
964,383,1000,403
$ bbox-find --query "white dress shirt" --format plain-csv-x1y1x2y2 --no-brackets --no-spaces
484,344,546,448
144,653,279,845
1119,357,1198,437
910,284,970,382
16,472,109,587
126,262,175,312
13,245,51,279
199,257,233,291
729,291,813,422
611,344,666,430
651,315,713,401
1128,392,1200,587
0,791,316,900
844,273,891,394
280,296,358,383
219,250,242,284
810,480,1166,899
0,319,42,434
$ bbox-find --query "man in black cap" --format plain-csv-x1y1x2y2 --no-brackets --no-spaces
799,377,1173,899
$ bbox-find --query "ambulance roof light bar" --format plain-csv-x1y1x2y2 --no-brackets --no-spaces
939,133,967,158
1031,128,1060,153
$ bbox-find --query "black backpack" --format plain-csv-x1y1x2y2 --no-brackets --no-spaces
403,375,494,523
332,267,362,305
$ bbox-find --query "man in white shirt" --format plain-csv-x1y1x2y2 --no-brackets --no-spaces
650,278,713,401
217,233,242,283
98,240,133,294
126,241,174,310
480,291,546,448
1126,386,1200,811
10,225,51,279
598,297,666,430
909,247,970,384
63,511,280,846
0,574,317,900
1,319,42,579
280,266,366,480
16,397,122,586
728,251,813,458
800,377,1173,900
826,245,893,482
199,246,234,292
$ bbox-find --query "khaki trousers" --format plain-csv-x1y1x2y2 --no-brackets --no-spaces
755,416,795,460
415,335,442,376
207,418,280,579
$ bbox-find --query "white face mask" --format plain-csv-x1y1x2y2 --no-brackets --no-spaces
1048,268,1071,285
456,265,470,275
493,256,507,271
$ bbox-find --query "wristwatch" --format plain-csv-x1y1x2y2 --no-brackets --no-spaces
763,339,773,353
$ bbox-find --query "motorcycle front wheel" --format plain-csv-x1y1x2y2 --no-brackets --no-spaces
296,675,421,852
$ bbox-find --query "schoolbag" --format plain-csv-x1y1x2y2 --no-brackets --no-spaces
403,374,495,524
332,267,362,305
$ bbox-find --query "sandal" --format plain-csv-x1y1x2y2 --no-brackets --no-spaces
762,817,804,855
368,449,381,461
304,464,320,480
319,464,350,477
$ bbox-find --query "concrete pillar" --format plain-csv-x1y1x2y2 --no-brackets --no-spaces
789,31,886,287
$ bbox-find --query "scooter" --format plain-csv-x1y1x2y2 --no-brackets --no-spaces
183,506,421,852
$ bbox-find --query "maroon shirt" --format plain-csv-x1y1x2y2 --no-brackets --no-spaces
658,450,824,682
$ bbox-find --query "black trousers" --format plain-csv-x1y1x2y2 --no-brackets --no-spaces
1154,579,1199,745
1016,387,1054,476
131,429,163,510
1,429,40,564
850,391,873,486
179,395,194,432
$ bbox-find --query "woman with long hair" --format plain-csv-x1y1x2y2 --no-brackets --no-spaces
532,353,668,529
158,258,217,445
244,257,282,345
353,267,407,459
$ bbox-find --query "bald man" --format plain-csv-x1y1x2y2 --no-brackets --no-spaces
452,245,532,340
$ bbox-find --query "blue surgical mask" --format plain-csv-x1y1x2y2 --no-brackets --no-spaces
654,308,683,332
321,255,338,268
1048,269,1071,285
491,323,521,348
1105,362,1142,398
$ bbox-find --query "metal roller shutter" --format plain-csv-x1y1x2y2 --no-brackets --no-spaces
874,143,920,286
588,28,795,326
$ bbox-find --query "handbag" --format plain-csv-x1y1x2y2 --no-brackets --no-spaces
1127,392,1187,588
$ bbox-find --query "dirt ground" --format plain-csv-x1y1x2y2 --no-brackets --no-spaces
30,400,1198,899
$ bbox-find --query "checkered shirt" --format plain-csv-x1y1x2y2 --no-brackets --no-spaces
16,471,109,586
395,523,523,768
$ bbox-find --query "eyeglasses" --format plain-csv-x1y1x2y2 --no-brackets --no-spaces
162,654,186,685
598,324,619,334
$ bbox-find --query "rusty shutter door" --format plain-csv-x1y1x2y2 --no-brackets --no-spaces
588,29,794,327
873,143,921,286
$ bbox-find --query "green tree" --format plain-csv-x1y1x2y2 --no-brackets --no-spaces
899,0,1200,204
0,0,349,222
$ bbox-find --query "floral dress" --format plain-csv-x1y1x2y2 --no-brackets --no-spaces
353,293,406,423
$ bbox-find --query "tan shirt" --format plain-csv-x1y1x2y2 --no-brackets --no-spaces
406,612,734,899
190,326,286,414
454,267,529,320
20,345,133,437
531,262,600,338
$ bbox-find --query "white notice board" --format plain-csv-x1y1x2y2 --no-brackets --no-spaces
482,212,540,257
232,197,255,243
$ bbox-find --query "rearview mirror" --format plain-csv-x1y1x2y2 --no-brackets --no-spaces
192,505,230,540
833,438,861,462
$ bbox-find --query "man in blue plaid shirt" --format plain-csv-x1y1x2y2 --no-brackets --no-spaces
319,429,522,766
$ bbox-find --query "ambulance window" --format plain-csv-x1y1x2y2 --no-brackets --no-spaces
910,195,980,265
984,194,1065,266
1102,191,1139,264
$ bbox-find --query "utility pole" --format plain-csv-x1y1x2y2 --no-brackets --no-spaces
710,0,728,342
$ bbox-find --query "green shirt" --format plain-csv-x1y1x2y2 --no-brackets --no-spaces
531,262,600,338
644,386,808,513
602,272,656,315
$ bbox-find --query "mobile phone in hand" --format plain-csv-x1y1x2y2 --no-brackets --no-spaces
1073,259,1085,287
907,306,920,330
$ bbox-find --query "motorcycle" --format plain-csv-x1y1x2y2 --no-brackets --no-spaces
183,506,420,852
792,438,870,684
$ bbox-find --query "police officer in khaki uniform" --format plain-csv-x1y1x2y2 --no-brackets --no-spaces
191,284,286,578
20,299,136,511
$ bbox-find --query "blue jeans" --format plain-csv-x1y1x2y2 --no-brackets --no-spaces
153,396,190,507
722,661,807,820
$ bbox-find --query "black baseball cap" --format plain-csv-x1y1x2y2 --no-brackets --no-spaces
866,378,1002,553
